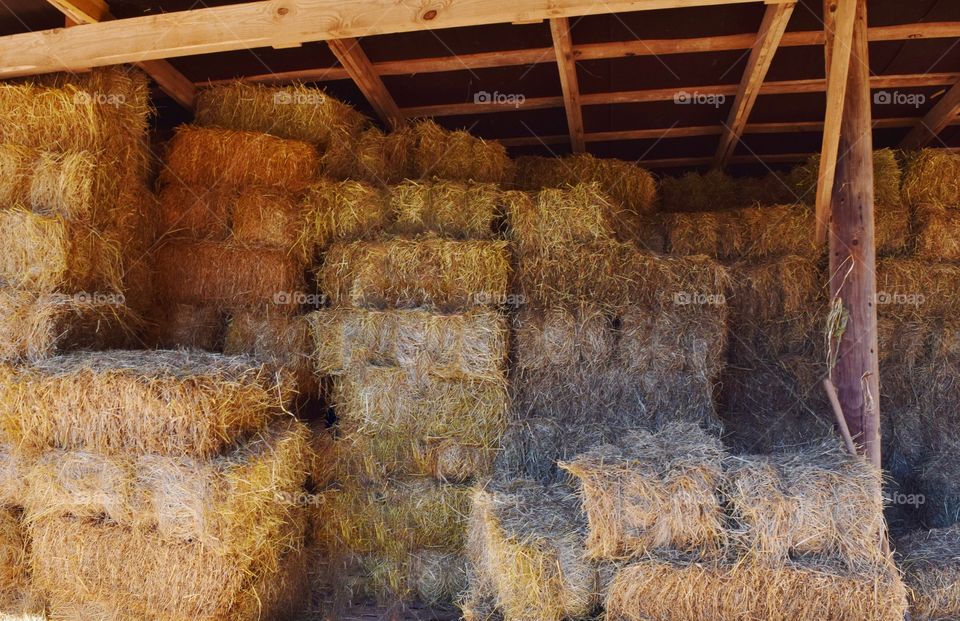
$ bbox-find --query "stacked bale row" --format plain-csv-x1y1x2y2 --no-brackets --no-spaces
309,180,512,611
897,524,960,621
467,424,907,621
0,350,312,619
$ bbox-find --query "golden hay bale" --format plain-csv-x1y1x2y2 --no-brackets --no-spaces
505,184,618,253
160,125,320,190
0,444,27,507
513,154,657,217
305,179,391,250
0,349,294,458
410,120,512,184
876,259,960,319
918,447,960,529
897,525,960,621
559,423,726,560
0,289,136,362
915,205,960,261
875,201,912,256
320,238,511,312
0,508,29,613
321,126,415,185
195,81,368,148
790,148,902,207
725,441,887,568
901,149,960,207
605,555,907,621
390,180,501,239
224,310,316,394
0,207,123,293
513,304,614,373
157,183,232,240
154,239,306,311
468,480,597,621
230,189,312,258
658,169,741,213
308,307,508,381
738,172,796,206
147,302,224,350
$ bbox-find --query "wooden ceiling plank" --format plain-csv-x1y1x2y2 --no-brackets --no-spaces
714,2,795,168
900,80,960,149
328,37,404,129
549,17,585,153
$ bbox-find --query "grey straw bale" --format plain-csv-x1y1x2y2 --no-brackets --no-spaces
410,120,513,184
344,551,468,607
918,446,960,529
876,259,960,319
0,350,294,458
897,525,960,621
901,149,960,208
390,180,501,239
0,508,31,614
559,423,726,560
512,303,614,374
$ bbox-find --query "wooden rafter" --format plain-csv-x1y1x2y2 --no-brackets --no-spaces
327,38,404,129
47,0,195,108
549,17,585,153
714,2,795,168
900,80,960,149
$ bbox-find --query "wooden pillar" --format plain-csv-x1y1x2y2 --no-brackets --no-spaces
826,0,881,468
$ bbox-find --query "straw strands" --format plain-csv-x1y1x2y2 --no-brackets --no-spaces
321,126,414,185
901,149,960,208
410,120,512,184
0,350,294,458
224,310,315,393
0,508,30,614
788,148,902,208
897,525,960,621
306,180,390,250
915,206,960,261
876,259,960,319
505,185,618,253
390,180,501,240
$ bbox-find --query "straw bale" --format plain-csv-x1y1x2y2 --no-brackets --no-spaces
224,310,316,394
513,154,657,216
725,441,886,567
0,508,29,613
391,180,500,239
411,120,512,184
0,289,135,362
468,480,597,621
320,238,510,312
460,586,504,621
0,207,122,292
898,525,960,621
195,81,368,147
790,148,902,207
901,149,960,207
658,169,742,212
147,303,224,350
157,184,232,240
160,125,320,190
915,205,960,261
231,188,312,257
307,422,337,491
0,444,26,507
876,259,960,319
738,172,796,206
505,184,617,252
306,179,391,250
309,307,507,381
154,240,306,311
606,555,907,621
348,551,468,606
560,423,726,560
0,350,293,458
875,201,912,256
513,304,614,373
321,126,414,185
0,144,30,204
918,447,960,529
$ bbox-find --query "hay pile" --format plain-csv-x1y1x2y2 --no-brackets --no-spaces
897,525,960,620
409,120,512,184
905,151,960,261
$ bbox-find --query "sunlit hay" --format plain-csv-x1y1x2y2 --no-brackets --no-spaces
658,169,741,212
333,366,508,481
160,125,320,190
320,238,511,312
0,207,123,293
559,423,726,560
505,184,619,253
390,180,500,239
665,204,818,260
512,304,614,373
897,525,960,621
154,239,306,311
0,145,31,204
605,555,908,621
29,509,307,621
322,126,415,185
315,478,472,560
0,289,136,362
305,179,391,250
725,441,887,568
224,310,316,395
915,204,960,261
230,188,312,260
157,183,232,241
0,508,29,612
308,307,508,381
469,480,598,621
876,258,960,319
0,67,152,178
147,303,224,350
513,154,657,219
790,148,902,207
0,349,294,458
411,120,512,184
195,81,369,148
901,149,960,207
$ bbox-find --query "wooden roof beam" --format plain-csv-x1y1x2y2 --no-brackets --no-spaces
549,17,585,153
327,37,404,129
900,80,960,149
714,2,795,168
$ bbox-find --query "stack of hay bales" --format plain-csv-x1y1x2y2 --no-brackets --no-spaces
0,350,311,619
500,182,729,483
0,445,32,616
659,168,795,212
308,179,512,611
897,524,960,620
0,67,156,362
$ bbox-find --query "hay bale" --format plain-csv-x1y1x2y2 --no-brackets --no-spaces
513,304,614,373
231,188,312,257
348,551,468,607
0,207,123,292
918,447,960,528
468,480,598,621
877,259,960,319
224,310,316,394
738,172,796,206
0,350,294,458
306,179,391,250
505,184,617,253
147,303,224,350
875,201,912,256
658,169,741,212
898,525,960,621
308,307,508,381
790,148,902,207
605,555,907,621
915,205,960,261
559,423,726,560
901,149,960,207
391,180,501,239
321,126,414,185
410,120,512,184
513,154,657,217
160,125,320,190
320,238,510,312
154,239,306,311
0,508,30,614
157,183,232,240
725,441,887,567
0,289,135,362
195,81,369,148
0,444,26,507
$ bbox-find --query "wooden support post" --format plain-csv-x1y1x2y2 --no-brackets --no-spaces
549,17,586,153
826,0,881,469
328,37,405,130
